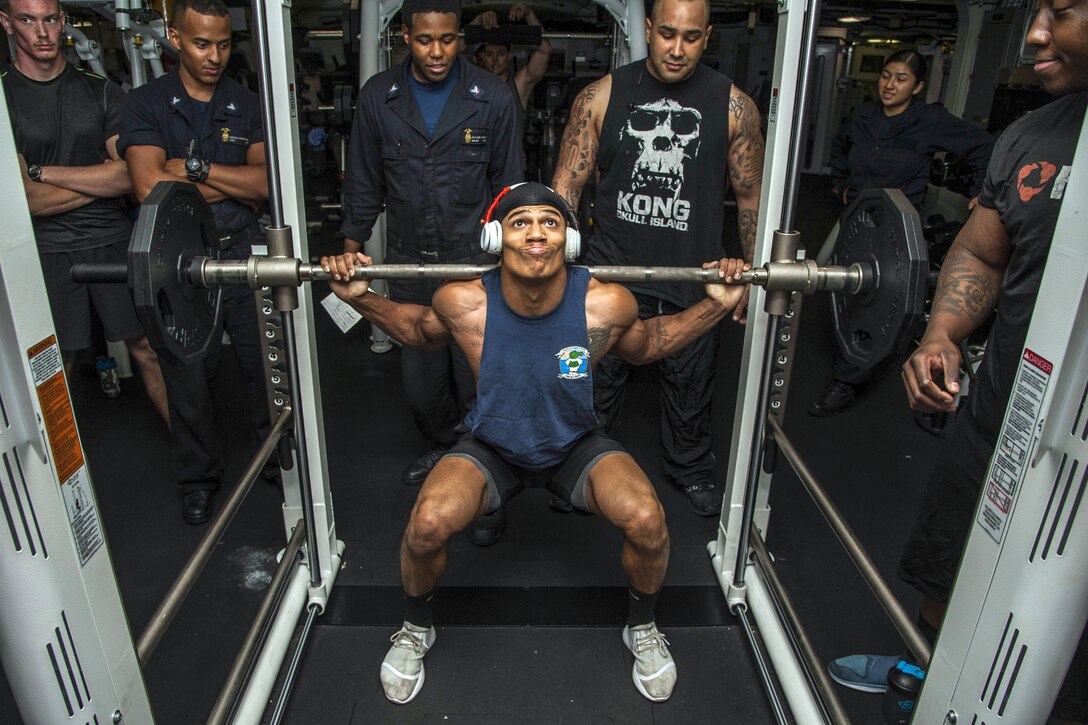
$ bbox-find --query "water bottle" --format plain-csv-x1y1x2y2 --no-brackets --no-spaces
882,658,925,724
95,357,121,399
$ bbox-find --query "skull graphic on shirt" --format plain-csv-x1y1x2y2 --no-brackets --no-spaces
619,98,702,197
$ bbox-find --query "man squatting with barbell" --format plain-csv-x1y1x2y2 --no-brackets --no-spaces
321,183,751,704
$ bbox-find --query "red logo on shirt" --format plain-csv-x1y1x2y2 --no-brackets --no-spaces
1017,161,1057,202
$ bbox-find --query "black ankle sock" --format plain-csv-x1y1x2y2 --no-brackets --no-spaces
405,590,435,629
627,586,659,627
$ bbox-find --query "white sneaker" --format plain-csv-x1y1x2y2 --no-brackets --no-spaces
380,621,435,704
622,622,677,702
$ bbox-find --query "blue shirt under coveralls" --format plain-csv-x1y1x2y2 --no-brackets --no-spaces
340,56,524,304
117,69,270,493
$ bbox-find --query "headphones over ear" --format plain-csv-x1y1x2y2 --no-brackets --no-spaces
479,183,582,262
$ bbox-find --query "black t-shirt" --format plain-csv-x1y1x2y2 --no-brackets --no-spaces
587,62,733,307
2,64,131,252
968,90,1087,439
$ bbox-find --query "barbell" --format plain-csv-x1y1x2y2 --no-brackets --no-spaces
70,182,928,367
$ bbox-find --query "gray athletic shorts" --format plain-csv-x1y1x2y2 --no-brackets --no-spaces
39,242,145,352
445,430,628,514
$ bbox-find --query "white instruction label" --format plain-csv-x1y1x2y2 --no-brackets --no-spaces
322,292,363,333
978,348,1052,543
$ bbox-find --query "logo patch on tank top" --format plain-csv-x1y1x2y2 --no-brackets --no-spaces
556,346,590,379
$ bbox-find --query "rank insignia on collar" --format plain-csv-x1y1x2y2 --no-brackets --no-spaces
468,84,483,96
227,102,237,111
171,96,181,106
389,82,399,95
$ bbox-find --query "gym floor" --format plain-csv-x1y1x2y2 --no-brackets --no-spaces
2,175,948,724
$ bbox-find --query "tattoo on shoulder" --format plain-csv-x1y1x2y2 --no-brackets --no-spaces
586,324,613,363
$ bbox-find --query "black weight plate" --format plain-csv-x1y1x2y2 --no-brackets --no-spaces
829,188,929,368
129,181,222,365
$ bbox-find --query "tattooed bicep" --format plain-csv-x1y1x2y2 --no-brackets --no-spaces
586,324,614,362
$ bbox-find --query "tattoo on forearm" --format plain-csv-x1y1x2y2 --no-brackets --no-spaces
586,324,613,363
932,250,999,326
555,80,602,209
739,209,757,262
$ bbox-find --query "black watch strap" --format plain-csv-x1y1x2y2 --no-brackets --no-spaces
186,159,211,184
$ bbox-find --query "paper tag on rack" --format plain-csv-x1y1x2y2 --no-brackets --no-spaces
322,292,363,333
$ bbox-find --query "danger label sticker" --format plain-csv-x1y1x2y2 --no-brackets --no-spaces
978,348,1051,543
27,336,102,565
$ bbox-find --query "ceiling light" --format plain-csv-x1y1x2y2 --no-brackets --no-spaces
838,14,871,23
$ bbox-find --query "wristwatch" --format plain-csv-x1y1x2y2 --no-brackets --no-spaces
185,156,210,183
27,164,42,183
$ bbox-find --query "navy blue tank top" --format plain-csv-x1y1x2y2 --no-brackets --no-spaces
464,267,598,468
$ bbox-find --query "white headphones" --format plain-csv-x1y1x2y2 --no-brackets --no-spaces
479,183,582,262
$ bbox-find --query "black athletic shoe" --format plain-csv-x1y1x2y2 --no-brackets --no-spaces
807,380,856,417
681,483,722,517
469,506,506,546
401,447,447,486
182,490,213,525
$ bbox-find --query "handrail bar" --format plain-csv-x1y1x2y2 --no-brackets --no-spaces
767,414,932,667
207,519,307,725
750,529,851,724
136,406,294,665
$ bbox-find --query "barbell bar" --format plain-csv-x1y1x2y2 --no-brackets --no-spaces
185,257,868,294
68,182,925,367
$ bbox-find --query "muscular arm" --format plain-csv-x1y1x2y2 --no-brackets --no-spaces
727,86,764,262
321,252,454,349
607,259,750,364
161,143,268,205
902,204,1010,410
551,75,609,210
513,5,551,109
37,135,133,197
926,205,1010,342
126,145,228,203
202,142,269,203
17,153,94,216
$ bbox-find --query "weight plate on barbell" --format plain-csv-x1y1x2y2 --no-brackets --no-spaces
129,181,222,366
829,188,929,369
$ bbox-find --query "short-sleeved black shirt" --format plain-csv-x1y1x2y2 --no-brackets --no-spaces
2,64,131,252
968,90,1087,439
117,68,264,235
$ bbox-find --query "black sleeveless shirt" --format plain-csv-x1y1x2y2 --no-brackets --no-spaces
587,61,733,307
